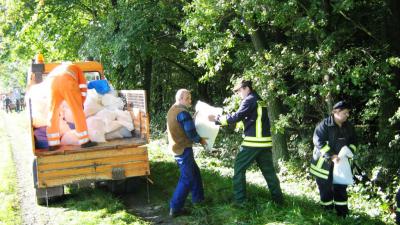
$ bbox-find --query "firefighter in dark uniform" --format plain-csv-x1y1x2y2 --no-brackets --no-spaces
209,80,283,205
311,101,356,217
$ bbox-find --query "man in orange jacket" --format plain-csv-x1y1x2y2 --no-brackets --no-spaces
46,64,97,151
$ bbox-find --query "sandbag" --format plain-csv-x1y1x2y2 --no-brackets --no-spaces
61,130,80,145
59,118,71,135
26,82,50,127
86,116,107,143
194,101,223,150
101,93,124,110
34,126,48,149
333,146,354,185
116,110,134,131
84,89,103,117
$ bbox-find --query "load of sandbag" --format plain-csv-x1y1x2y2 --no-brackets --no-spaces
29,79,134,148
61,86,133,143
194,101,223,150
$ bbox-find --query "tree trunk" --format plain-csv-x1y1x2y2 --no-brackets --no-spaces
245,19,289,163
143,57,153,113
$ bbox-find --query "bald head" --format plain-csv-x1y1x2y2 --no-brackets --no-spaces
175,89,192,107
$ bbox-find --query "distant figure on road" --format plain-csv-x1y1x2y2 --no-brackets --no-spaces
166,89,207,217
5,96,12,113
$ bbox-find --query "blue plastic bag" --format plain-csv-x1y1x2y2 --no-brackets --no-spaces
34,126,48,149
88,80,111,95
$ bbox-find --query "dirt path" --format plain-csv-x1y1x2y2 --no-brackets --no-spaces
3,111,181,225
3,111,66,225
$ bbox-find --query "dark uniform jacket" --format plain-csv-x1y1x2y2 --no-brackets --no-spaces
217,91,272,148
310,115,357,179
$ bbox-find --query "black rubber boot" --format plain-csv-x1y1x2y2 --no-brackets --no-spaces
81,141,98,148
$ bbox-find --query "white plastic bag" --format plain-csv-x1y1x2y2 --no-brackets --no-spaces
61,130,80,145
86,116,107,143
101,93,124,110
26,82,50,127
333,146,354,185
194,101,223,150
116,110,134,131
84,89,103,117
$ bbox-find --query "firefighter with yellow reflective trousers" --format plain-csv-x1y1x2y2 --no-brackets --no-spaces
311,101,357,217
209,80,283,206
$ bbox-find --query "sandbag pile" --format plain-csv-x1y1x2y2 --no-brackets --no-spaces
28,80,134,148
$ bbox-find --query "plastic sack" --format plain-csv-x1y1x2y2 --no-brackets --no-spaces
101,93,124,110
86,116,107,142
116,110,134,131
333,146,354,185
88,80,111,95
26,82,50,127
59,118,71,135
194,101,223,150
34,127,48,149
61,130,80,145
84,89,103,117
96,108,117,122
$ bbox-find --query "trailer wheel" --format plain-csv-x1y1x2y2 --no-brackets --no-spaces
107,179,127,194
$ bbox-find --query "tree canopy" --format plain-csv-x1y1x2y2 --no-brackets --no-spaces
0,0,399,186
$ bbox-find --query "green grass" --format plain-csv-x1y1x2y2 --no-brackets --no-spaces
0,111,22,225
1,111,396,224
147,138,396,225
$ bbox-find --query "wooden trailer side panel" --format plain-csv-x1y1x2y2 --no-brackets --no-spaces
36,146,150,188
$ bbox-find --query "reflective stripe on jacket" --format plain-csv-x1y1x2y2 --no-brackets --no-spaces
218,91,272,148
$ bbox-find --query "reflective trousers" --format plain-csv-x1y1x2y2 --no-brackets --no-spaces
316,169,348,217
46,75,89,146
233,146,283,204
170,148,204,211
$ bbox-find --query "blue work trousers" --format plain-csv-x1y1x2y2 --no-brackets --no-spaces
170,147,204,211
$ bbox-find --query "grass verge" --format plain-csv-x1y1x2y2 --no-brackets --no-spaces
147,137,396,225
0,111,22,225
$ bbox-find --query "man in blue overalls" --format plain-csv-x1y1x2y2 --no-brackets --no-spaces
167,89,207,217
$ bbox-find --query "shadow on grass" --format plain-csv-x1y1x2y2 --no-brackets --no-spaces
48,160,389,225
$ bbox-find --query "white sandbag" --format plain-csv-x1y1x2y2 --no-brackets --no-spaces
84,89,103,117
333,146,354,185
105,129,124,140
61,102,75,123
118,126,133,138
61,130,80,145
101,93,124,110
105,127,133,140
26,82,50,127
86,116,107,143
59,118,71,135
96,108,117,122
116,110,134,131
105,120,123,133
194,101,223,150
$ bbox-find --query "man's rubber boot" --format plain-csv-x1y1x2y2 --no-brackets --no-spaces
48,145,60,151
81,141,98,148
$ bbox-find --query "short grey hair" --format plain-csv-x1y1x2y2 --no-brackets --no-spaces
175,89,190,103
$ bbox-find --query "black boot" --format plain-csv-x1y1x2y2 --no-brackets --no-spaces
81,141,98,148
48,145,60,151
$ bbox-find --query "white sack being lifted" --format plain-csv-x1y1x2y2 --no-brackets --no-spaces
333,146,354,185
194,101,223,150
